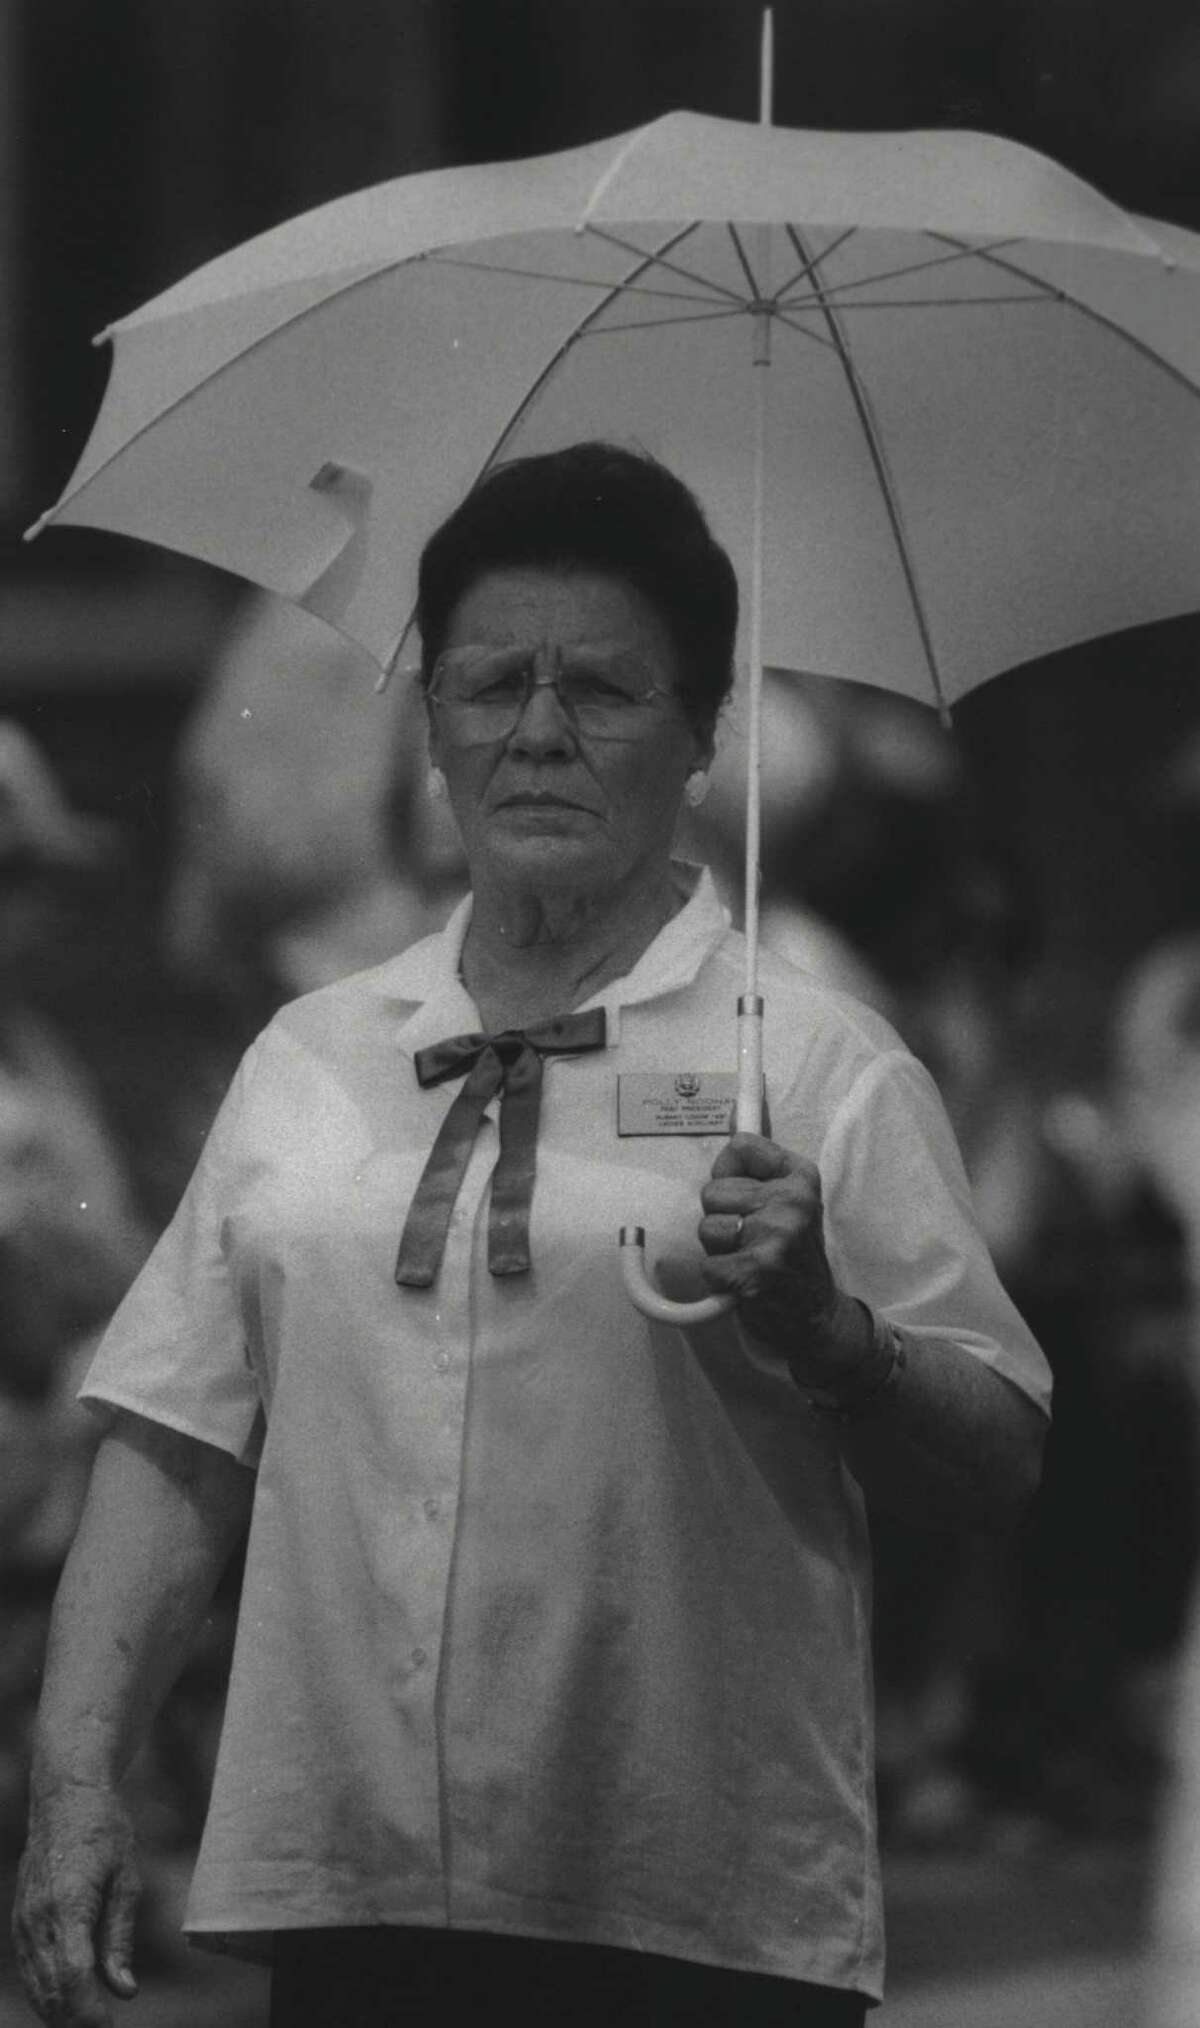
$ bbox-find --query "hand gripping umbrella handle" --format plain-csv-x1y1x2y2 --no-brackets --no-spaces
620,996,763,1325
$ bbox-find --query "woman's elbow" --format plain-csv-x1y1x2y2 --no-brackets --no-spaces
984,1395,1049,1530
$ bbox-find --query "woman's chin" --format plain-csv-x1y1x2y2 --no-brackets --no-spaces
480,815,617,882
489,833,615,886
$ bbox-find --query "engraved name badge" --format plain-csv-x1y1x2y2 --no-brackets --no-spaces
617,1071,738,1137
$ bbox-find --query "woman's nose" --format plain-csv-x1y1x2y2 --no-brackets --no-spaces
508,675,577,755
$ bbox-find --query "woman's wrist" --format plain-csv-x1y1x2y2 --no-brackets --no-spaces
792,1299,907,1420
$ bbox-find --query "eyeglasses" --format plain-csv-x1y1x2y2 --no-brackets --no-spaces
427,643,680,746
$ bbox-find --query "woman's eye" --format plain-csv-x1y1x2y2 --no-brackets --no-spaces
470,672,527,704
569,668,641,706
570,675,622,702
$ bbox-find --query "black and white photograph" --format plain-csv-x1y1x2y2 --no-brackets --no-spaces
2,4,1199,2023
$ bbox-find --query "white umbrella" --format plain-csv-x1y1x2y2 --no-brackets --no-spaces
28,20,1200,1322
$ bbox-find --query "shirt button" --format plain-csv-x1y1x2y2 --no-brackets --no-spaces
434,1352,451,1373
423,1497,440,1520
411,1647,428,1669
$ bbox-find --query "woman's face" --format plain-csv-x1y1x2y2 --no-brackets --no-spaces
427,567,709,899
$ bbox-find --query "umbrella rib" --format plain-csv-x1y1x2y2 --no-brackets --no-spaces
382,223,709,675
771,226,860,301
478,224,718,457
784,223,952,726
582,224,750,307
779,291,1064,312
727,224,764,300
576,305,751,336
423,248,730,310
927,232,1200,403
758,308,838,354
777,237,1023,309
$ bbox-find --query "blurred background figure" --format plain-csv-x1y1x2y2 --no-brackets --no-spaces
165,592,466,1022
1125,732,1200,2027
1115,731,1200,1289
0,718,147,1445
160,592,467,1157
0,724,150,1855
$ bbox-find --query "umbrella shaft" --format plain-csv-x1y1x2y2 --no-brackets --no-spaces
737,996,764,1134
752,308,773,369
743,337,769,1009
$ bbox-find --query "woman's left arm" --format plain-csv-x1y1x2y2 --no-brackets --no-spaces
841,1324,1046,1530
699,1132,1048,1530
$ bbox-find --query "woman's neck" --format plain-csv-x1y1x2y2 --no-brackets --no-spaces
461,864,681,1032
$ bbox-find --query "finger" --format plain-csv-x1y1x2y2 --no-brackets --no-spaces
698,1247,768,1299
710,1133,794,1182
12,1901,58,2022
50,1968,116,2028
697,1211,751,1255
702,1171,822,1225
40,1938,114,2019
97,1857,140,2001
699,1176,762,1216
15,1879,111,2028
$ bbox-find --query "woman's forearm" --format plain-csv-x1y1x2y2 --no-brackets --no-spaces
699,1134,1048,1528
15,1413,254,2021
31,1410,255,1794
839,1332,1047,1530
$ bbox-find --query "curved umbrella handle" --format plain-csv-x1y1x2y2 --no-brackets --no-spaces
620,1226,736,1324
619,996,762,1327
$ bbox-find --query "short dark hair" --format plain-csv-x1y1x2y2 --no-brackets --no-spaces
415,441,738,739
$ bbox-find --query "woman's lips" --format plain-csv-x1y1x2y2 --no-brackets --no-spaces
498,793,591,812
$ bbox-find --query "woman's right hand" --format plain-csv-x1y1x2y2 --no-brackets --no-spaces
11,1779,140,2025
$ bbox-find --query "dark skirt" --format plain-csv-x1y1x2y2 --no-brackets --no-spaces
269,1926,870,2027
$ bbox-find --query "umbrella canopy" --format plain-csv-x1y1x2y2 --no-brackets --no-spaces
30,105,1200,1322
29,110,1200,715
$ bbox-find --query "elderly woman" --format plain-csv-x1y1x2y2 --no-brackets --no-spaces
14,444,1049,2028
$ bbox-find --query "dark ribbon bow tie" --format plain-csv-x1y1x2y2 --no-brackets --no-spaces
394,1007,607,1289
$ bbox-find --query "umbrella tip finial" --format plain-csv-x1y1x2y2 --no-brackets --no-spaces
759,8,774,126
22,512,50,544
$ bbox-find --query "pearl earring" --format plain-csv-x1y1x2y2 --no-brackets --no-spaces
426,766,448,803
684,770,710,809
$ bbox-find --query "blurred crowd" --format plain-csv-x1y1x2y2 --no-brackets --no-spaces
3,606,1200,2001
